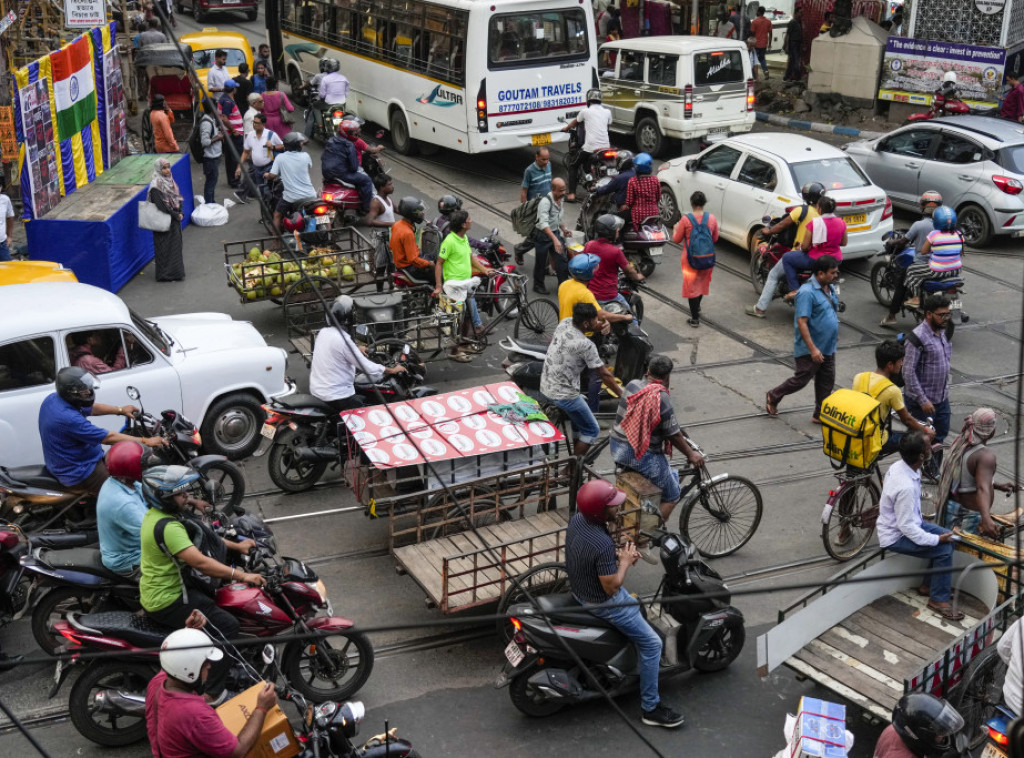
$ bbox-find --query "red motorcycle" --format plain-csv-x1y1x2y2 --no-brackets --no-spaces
51,548,373,747
321,145,389,227
749,213,846,311
905,86,971,123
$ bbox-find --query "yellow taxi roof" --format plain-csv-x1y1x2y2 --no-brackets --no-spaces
0,260,78,286
179,29,253,87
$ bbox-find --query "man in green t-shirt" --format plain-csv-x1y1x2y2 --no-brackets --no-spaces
433,209,493,363
139,465,264,698
852,340,933,458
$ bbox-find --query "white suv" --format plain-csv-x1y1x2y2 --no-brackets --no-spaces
0,282,295,466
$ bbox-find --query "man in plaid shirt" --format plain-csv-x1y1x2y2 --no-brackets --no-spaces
902,294,953,473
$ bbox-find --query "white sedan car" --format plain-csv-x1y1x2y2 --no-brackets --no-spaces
658,133,893,260
0,282,295,467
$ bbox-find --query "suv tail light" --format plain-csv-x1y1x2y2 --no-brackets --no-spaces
746,78,755,111
882,196,893,220
684,84,693,119
992,175,1023,195
476,81,488,132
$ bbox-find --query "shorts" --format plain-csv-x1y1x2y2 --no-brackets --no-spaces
610,438,681,502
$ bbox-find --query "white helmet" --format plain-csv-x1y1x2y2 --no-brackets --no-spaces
942,71,957,84
159,628,223,684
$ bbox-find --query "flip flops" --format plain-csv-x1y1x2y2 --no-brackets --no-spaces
927,601,965,621
765,393,779,417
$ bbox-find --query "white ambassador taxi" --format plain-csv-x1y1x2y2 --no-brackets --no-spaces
658,132,893,260
0,282,295,466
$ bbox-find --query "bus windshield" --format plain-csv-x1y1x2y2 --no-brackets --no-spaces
488,9,590,68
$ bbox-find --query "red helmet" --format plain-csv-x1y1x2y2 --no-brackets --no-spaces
577,479,626,524
106,440,147,482
338,119,361,139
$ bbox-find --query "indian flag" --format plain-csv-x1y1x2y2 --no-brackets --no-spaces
50,36,96,138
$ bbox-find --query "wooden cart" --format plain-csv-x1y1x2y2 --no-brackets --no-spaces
757,536,1022,747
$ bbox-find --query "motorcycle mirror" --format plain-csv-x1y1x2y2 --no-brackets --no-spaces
761,215,771,225
340,701,365,724
126,386,141,401
262,644,275,665
491,227,499,237
953,732,969,755
402,344,411,356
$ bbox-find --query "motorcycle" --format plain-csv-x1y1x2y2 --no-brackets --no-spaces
261,175,335,241
870,230,968,324
53,543,373,746
904,85,996,123
257,339,434,493
471,228,519,320
495,528,745,716
576,177,667,278
293,698,421,758
981,705,1015,758
320,134,389,228
750,214,846,312
303,91,360,144
0,466,96,532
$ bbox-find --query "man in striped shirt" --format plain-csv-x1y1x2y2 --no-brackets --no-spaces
217,80,245,194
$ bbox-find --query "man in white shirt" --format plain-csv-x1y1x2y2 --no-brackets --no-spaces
243,93,264,135
234,113,283,203
876,432,961,620
0,191,14,261
562,89,614,202
998,616,1024,716
318,68,349,106
206,50,229,93
309,296,407,412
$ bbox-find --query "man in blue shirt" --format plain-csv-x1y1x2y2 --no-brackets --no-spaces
593,150,636,224
37,367,165,494
514,148,552,264
765,255,839,421
97,441,150,576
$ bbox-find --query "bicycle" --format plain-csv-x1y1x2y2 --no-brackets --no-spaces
460,271,560,351
821,462,883,561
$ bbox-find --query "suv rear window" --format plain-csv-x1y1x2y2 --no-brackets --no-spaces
998,145,1024,174
694,51,745,86
790,158,871,190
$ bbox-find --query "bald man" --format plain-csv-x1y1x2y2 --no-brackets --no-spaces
532,177,573,295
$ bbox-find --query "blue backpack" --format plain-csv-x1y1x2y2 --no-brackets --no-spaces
685,213,715,270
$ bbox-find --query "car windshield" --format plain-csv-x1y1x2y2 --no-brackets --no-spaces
191,48,247,69
130,310,171,356
997,145,1024,174
790,157,870,190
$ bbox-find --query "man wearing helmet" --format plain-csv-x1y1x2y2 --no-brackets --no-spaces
585,213,644,313
147,626,279,757
559,251,634,326
562,88,614,203
433,195,486,251
139,465,264,698
875,693,963,757
97,441,152,577
879,191,942,327
622,153,659,231
37,367,165,495
263,132,317,234
321,120,373,215
565,478,685,728
390,196,434,283
302,58,333,137
310,295,408,411
317,57,349,107
593,150,636,223
902,206,962,309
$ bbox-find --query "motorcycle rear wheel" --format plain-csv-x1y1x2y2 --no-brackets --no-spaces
693,615,745,672
269,426,329,494
748,245,768,295
33,587,120,656
69,661,154,746
635,256,655,278
282,630,374,702
509,663,565,717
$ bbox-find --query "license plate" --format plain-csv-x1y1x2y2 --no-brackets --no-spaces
223,0,240,4
260,423,277,440
504,640,525,667
950,298,962,310
842,213,867,225
606,168,618,176
649,246,663,257
531,133,551,146
982,744,1007,758
53,659,63,685
707,126,729,135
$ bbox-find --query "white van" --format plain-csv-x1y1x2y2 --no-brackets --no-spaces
597,36,755,157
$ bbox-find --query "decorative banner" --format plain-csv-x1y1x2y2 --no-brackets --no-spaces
16,79,61,216
103,49,128,167
0,107,17,160
65,0,105,28
878,36,1006,108
51,36,96,136
0,9,17,36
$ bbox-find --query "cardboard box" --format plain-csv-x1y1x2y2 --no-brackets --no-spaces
791,697,848,758
217,684,300,758
790,735,848,758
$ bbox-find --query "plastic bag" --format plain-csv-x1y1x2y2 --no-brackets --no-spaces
191,202,230,227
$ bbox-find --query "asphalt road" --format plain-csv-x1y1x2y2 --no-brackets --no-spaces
2,8,1022,758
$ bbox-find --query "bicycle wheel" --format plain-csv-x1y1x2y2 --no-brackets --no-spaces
952,646,1007,749
821,479,879,561
514,298,560,343
679,474,763,558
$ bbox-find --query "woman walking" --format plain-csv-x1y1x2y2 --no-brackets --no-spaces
673,191,719,327
147,158,185,282
782,193,846,300
260,77,294,136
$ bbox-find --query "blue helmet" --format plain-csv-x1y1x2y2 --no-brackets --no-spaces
634,153,653,175
568,253,600,282
932,205,957,232
141,465,201,512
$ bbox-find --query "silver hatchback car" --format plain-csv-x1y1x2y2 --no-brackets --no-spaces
843,116,1024,246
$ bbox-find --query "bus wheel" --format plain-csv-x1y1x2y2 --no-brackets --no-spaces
389,111,417,156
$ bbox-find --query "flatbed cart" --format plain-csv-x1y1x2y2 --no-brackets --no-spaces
757,531,1023,748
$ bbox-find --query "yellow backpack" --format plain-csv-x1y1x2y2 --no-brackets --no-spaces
819,378,889,469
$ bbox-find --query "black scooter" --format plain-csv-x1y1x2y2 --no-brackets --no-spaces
577,178,667,277
495,529,744,716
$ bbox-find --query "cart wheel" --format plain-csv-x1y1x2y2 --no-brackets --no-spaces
283,276,341,333
423,485,504,541
952,646,1007,749
496,562,570,642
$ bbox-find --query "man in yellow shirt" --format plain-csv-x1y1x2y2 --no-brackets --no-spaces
853,340,933,458
746,181,823,318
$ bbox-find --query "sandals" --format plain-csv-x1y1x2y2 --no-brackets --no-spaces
447,352,473,363
765,393,779,417
927,601,965,621
917,584,931,597
745,306,766,319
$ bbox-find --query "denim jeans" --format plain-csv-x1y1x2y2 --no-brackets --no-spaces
552,394,600,444
468,293,482,328
906,397,950,477
781,250,814,292
0,240,10,262
598,293,638,325
884,522,954,603
756,259,787,311
584,587,662,711
533,229,568,288
202,156,219,204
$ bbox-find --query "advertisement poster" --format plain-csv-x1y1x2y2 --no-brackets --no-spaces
17,79,61,217
0,106,17,181
879,36,1006,107
64,0,104,28
103,48,128,167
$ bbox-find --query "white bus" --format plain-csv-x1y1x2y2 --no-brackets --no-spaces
266,0,597,154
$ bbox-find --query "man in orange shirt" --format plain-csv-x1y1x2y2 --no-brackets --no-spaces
150,94,178,153
750,6,772,79
389,196,433,283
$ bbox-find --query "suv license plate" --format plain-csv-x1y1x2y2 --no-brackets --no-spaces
531,133,551,147
504,640,525,667
649,246,663,257
260,423,277,440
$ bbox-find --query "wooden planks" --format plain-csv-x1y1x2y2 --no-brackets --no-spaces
393,510,569,613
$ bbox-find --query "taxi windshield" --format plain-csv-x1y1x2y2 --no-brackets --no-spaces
191,48,247,69
790,157,870,190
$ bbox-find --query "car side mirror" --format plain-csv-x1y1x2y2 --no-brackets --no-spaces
685,159,696,172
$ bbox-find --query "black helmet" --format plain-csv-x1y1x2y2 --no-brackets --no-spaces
318,57,331,73
437,194,462,216
141,465,200,512
330,294,354,325
586,88,602,105
615,149,634,172
801,181,825,204
283,132,306,151
324,57,340,73
397,196,426,224
892,693,964,757
594,213,625,241
55,367,99,408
